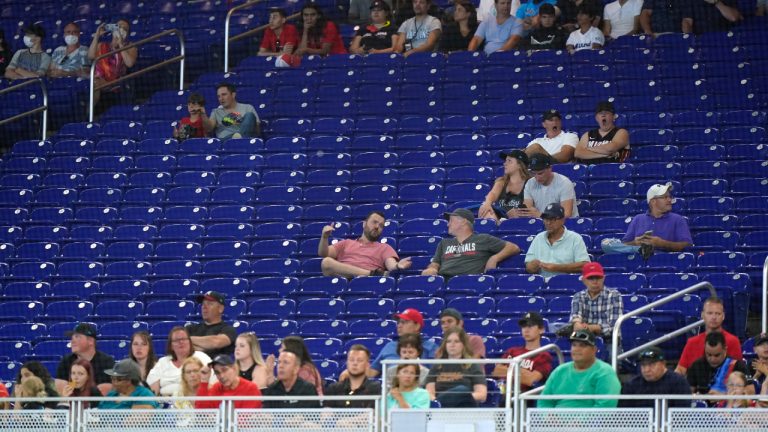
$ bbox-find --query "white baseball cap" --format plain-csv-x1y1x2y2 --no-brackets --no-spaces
646,182,673,203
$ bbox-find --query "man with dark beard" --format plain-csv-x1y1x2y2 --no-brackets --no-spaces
319,210,411,277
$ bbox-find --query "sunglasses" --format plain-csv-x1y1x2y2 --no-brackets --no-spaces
570,332,593,343
638,350,661,361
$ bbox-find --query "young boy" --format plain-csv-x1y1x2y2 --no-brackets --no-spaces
565,5,604,53
174,92,207,141
385,333,430,386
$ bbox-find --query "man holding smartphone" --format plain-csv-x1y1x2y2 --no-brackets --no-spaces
601,182,692,259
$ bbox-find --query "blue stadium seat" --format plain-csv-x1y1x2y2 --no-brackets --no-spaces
141,300,196,321
249,320,299,339
397,297,445,319
296,298,346,320
0,301,44,322
93,301,144,322
345,276,396,300
494,296,546,318
299,319,349,338
349,319,398,338
345,298,395,320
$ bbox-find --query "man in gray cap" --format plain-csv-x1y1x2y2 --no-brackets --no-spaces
101,359,159,409
422,208,520,278
187,291,236,358
437,308,486,358
525,202,589,279
55,323,115,395
523,153,578,218
620,347,691,408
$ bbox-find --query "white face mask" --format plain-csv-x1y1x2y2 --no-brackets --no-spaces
64,35,79,45
23,35,34,48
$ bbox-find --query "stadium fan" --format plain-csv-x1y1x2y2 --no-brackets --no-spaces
368,308,439,377
5,24,51,80
574,100,630,164
258,8,299,57
147,326,213,396
675,297,743,376
188,290,237,358
324,345,382,408
683,0,742,34
525,109,578,164
87,20,138,106
350,0,394,25
525,203,589,279
523,154,579,218
439,0,479,53
56,359,101,409
395,0,442,57
619,347,692,408
686,331,749,406
56,323,115,396
478,150,533,222
384,333,431,386
280,335,325,396
295,3,347,57
516,0,558,31
557,0,602,32
468,0,523,54
565,5,604,53
202,83,260,140
565,262,623,341
234,332,275,389
101,359,159,409
748,333,768,388
174,92,208,141
640,0,687,35
196,354,263,409
15,376,47,410
523,3,567,49
492,312,553,404
601,182,692,259
319,210,410,278
129,331,157,384
602,0,642,42
422,208,521,278
387,364,431,410
537,330,621,407
425,328,487,407
18,361,61,408
350,0,399,55
48,22,89,78
436,308,486,358
716,371,757,408
173,356,206,409
262,349,321,408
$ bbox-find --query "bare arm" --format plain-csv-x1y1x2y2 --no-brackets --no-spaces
715,1,742,22
539,260,588,274
561,199,575,218
190,334,232,351
479,179,504,218
640,9,653,34
88,25,106,60
317,225,338,258
525,259,541,274
368,35,398,54
603,19,612,37
499,34,521,52
385,256,412,272
97,383,113,396
426,382,436,400
467,35,483,52
642,236,691,252
349,36,365,55
421,262,440,276
201,109,217,133
551,146,575,163
394,32,406,53
472,383,487,402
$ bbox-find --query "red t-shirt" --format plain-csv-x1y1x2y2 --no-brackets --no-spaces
0,384,8,398
678,329,743,370
195,378,263,409
260,24,300,52
306,21,347,55
179,117,206,139
500,347,553,392
332,239,398,271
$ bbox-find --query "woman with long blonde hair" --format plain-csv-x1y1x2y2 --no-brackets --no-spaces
235,332,275,389
173,357,206,409
478,150,532,222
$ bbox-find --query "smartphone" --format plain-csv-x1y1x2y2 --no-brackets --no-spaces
104,23,118,33
643,230,653,237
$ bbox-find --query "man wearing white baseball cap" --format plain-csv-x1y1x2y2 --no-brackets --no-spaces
601,182,692,259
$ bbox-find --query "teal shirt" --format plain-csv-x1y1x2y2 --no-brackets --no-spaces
525,227,589,279
386,388,431,411
99,385,159,409
537,359,621,408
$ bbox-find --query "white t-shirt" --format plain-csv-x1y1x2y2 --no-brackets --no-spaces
146,351,214,396
566,26,605,52
604,0,643,39
527,131,579,156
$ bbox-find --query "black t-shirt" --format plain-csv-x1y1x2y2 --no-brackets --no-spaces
620,370,691,408
356,23,398,51
525,25,567,50
186,321,236,358
440,22,477,53
262,378,321,408
324,377,382,408
683,0,738,34
687,357,748,396
56,351,115,385
557,0,603,26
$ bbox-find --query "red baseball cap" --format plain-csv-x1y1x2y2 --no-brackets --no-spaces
394,308,424,329
582,262,605,279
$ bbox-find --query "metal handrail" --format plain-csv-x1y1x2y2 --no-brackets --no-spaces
0,77,48,140
223,0,300,72
611,281,717,370
510,343,564,432
763,255,767,334
88,28,185,122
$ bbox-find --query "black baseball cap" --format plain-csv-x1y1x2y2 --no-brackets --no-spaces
595,100,615,114
541,202,565,219
196,290,225,305
66,323,98,339
637,346,665,364
539,3,556,16
528,153,553,171
370,0,391,10
518,311,545,328
498,149,529,166
542,109,561,121
209,354,236,367
570,329,596,346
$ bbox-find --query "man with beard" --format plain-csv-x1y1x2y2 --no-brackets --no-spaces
319,210,411,277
